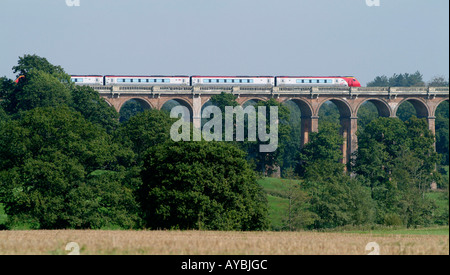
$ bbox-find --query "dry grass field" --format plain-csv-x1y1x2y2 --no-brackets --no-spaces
0,230,448,255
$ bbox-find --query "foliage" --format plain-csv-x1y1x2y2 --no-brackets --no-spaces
0,106,138,229
353,116,442,227
115,110,176,161
138,140,269,231
298,121,344,176
367,71,425,87
435,101,449,165
428,76,449,87
71,85,119,133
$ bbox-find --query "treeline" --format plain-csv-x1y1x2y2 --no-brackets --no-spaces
0,55,448,230
0,55,269,230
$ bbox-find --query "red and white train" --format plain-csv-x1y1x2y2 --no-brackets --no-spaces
71,75,362,87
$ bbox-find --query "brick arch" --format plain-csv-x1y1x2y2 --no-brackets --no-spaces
237,97,269,106
316,98,353,118
394,97,430,118
431,97,449,117
355,98,392,118
280,97,314,117
117,98,154,113
159,97,194,123
103,98,113,107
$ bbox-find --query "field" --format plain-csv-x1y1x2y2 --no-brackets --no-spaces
0,229,448,255
1,177,448,255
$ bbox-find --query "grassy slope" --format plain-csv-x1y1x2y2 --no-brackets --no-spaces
257,177,449,235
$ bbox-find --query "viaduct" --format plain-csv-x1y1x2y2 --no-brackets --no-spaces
91,85,449,165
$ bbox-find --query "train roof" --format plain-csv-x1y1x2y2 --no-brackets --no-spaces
104,75,190,78
276,76,356,78
191,76,274,78
71,75,103,77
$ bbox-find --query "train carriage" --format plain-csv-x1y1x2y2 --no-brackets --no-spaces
104,75,190,85
276,76,361,87
191,76,275,86
71,75,104,85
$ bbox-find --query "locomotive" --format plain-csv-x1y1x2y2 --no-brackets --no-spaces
70,75,362,87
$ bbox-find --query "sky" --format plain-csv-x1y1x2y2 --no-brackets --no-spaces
0,0,448,86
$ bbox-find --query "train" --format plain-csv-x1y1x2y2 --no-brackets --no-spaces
70,75,362,87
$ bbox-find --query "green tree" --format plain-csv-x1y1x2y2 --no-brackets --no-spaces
367,75,389,87
281,169,316,231
0,107,120,172
119,99,146,123
12,54,67,80
0,107,137,229
435,101,449,165
115,109,176,161
252,99,291,176
428,76,449,87
298,121,344,176
4,70,72,113
70,85,119,133
367,71,425,87
353,116,441,226
138,140,269,231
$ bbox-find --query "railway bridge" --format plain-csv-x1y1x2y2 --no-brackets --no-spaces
91,85,449,164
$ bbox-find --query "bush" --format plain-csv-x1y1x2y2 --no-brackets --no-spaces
138,140,269,231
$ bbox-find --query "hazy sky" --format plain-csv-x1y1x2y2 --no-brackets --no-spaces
0,0,448,85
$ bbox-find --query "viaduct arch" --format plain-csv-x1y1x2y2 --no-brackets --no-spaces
95,85,449,166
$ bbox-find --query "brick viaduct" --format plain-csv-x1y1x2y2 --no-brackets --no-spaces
91,85,449,165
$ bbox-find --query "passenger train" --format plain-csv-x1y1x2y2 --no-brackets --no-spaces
70,75,362,87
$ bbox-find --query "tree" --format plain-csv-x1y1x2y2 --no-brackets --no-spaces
115,109,176,161
4,70,72,114
12,54,66,79
280,168,316,231
70,85,119,133
119,99,146,123
298,121,344,176
252,99,291,176
435,101,449,165
138,140,269,231
0,107,121,172
428,76,449,87
367,75,389,87
353,116,441,226
367,71,425,87
0,107,137,229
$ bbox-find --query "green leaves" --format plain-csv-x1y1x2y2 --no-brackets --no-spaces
139,140,269,231
353,116,441,227
367,71,425,87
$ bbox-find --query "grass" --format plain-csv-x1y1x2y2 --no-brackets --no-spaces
257,177,449,233
0,204,6,226
0,230,447,255
343,226,449,236
266,195,288,230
